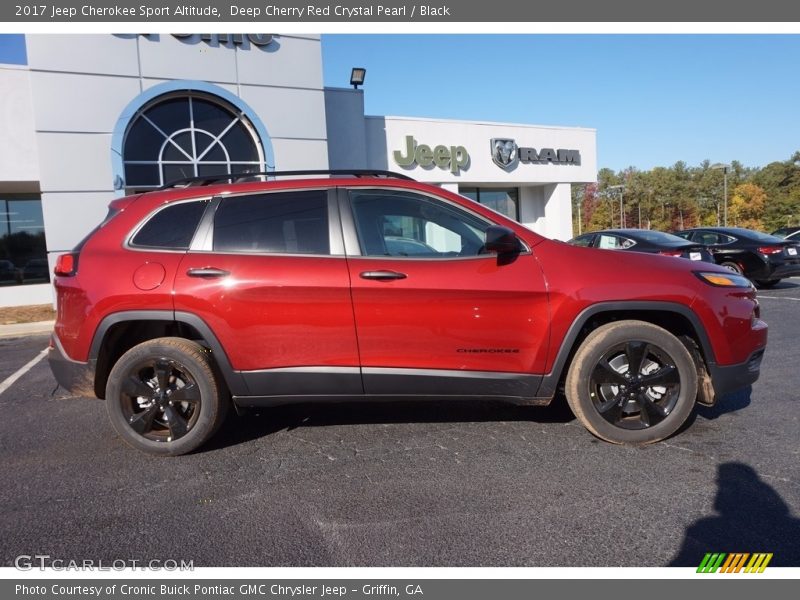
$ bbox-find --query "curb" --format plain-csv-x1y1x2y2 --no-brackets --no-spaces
0,320,55,339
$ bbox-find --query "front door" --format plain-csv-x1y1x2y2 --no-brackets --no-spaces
341,187,550,398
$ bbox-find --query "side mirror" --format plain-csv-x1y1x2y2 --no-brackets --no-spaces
484,225,520,254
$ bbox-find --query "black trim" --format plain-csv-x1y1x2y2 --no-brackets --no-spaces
232,394,552,409
88,310,247,396
239,366,363,396
362,366,541,398
48,334,96,397
707,348,764,397
535,301,716,398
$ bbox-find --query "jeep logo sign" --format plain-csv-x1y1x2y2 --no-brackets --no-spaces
491,138,582,170
393,136,470,174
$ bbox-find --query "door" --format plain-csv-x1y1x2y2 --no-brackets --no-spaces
341,187,550,398
173,188,361,396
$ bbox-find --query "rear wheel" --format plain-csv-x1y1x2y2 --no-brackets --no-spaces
720,261,743,274
565,320,698,444
105,337,227,456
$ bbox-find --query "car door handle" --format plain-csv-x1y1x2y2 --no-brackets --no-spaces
359,270,407,281
186,267,230,278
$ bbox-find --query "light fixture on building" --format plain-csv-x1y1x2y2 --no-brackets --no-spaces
350,67,366,89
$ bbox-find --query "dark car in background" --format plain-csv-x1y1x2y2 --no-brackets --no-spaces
568,229,715,263
22,258,51,283
772,226,800,242
674,227,800,287
0,260,22,284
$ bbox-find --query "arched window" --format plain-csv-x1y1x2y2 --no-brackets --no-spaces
122,92,264,190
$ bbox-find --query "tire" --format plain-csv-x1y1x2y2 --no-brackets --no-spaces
754,279,780,288
564,320,698,445
720,261,743,274
105,337,228,456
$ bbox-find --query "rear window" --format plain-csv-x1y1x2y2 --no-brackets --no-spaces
213,190,330,255
130,200,208,249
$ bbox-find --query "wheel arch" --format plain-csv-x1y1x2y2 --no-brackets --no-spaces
89,310,246,398
537,301,715,398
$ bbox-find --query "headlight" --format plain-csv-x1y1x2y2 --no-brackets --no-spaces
694,271,753,288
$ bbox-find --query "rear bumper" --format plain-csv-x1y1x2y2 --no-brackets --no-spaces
708,348,765,398
48,334,96,397
767,263,800,279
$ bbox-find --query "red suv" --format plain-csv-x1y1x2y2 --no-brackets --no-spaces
48,171,767,455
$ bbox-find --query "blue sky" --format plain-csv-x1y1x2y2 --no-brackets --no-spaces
322,35,800,171
2,34,799,171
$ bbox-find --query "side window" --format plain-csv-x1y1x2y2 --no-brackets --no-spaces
213,190,330,255
697,232,728,246
348,190,489,258
597,234,632,250
718,234,736,245
673,231,692,241
131,200,208,249
570,234,594,247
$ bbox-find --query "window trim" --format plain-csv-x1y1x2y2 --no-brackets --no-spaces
125,197,213,253
186,187,343,258
338,186,530,260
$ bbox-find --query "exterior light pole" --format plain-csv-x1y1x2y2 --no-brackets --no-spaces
711,163,730,227
608,185,626,228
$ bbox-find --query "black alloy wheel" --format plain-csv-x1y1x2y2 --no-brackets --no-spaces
589,340,681,430
106,337,227,455
565,320,698,444
120,357,201,442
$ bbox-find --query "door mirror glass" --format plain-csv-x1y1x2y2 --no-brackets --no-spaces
484,226,520,254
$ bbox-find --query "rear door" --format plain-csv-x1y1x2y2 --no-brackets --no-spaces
340,187,549,398
173,188,361,396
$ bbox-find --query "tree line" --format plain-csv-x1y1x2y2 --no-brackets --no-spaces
571,151,800,235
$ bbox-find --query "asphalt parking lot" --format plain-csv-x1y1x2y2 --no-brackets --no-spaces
1,284,799,568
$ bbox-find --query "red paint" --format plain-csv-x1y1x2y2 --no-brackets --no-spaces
132,262,166,291
52,177,767,380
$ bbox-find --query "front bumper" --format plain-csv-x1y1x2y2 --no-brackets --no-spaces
48,334,96,397
708,348,765,398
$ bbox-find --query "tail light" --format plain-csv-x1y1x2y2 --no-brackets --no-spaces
758,246,783,255
54,253,78,276
658,250,683,257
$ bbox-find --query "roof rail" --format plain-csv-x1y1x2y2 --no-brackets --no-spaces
158,169,415,190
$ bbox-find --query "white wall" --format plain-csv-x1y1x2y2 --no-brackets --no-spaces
21,33,330,253
0,66,39,189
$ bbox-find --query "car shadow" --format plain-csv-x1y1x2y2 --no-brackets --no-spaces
201,397,577,453
695,386,752,420
761,278,800,290
669,462,800,567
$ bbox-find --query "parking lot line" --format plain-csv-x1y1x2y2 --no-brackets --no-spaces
757,295,800,301
0,347,48,397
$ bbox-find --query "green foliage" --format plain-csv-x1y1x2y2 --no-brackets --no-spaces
572,152,800,236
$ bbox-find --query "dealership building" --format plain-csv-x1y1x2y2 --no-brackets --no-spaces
0,34,597,307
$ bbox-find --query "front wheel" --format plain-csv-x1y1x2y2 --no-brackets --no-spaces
105,337,227,456
565,320,698,444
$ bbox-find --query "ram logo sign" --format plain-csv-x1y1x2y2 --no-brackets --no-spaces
490,138,581,170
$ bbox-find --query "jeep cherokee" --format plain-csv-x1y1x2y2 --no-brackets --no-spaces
48,170,767,455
